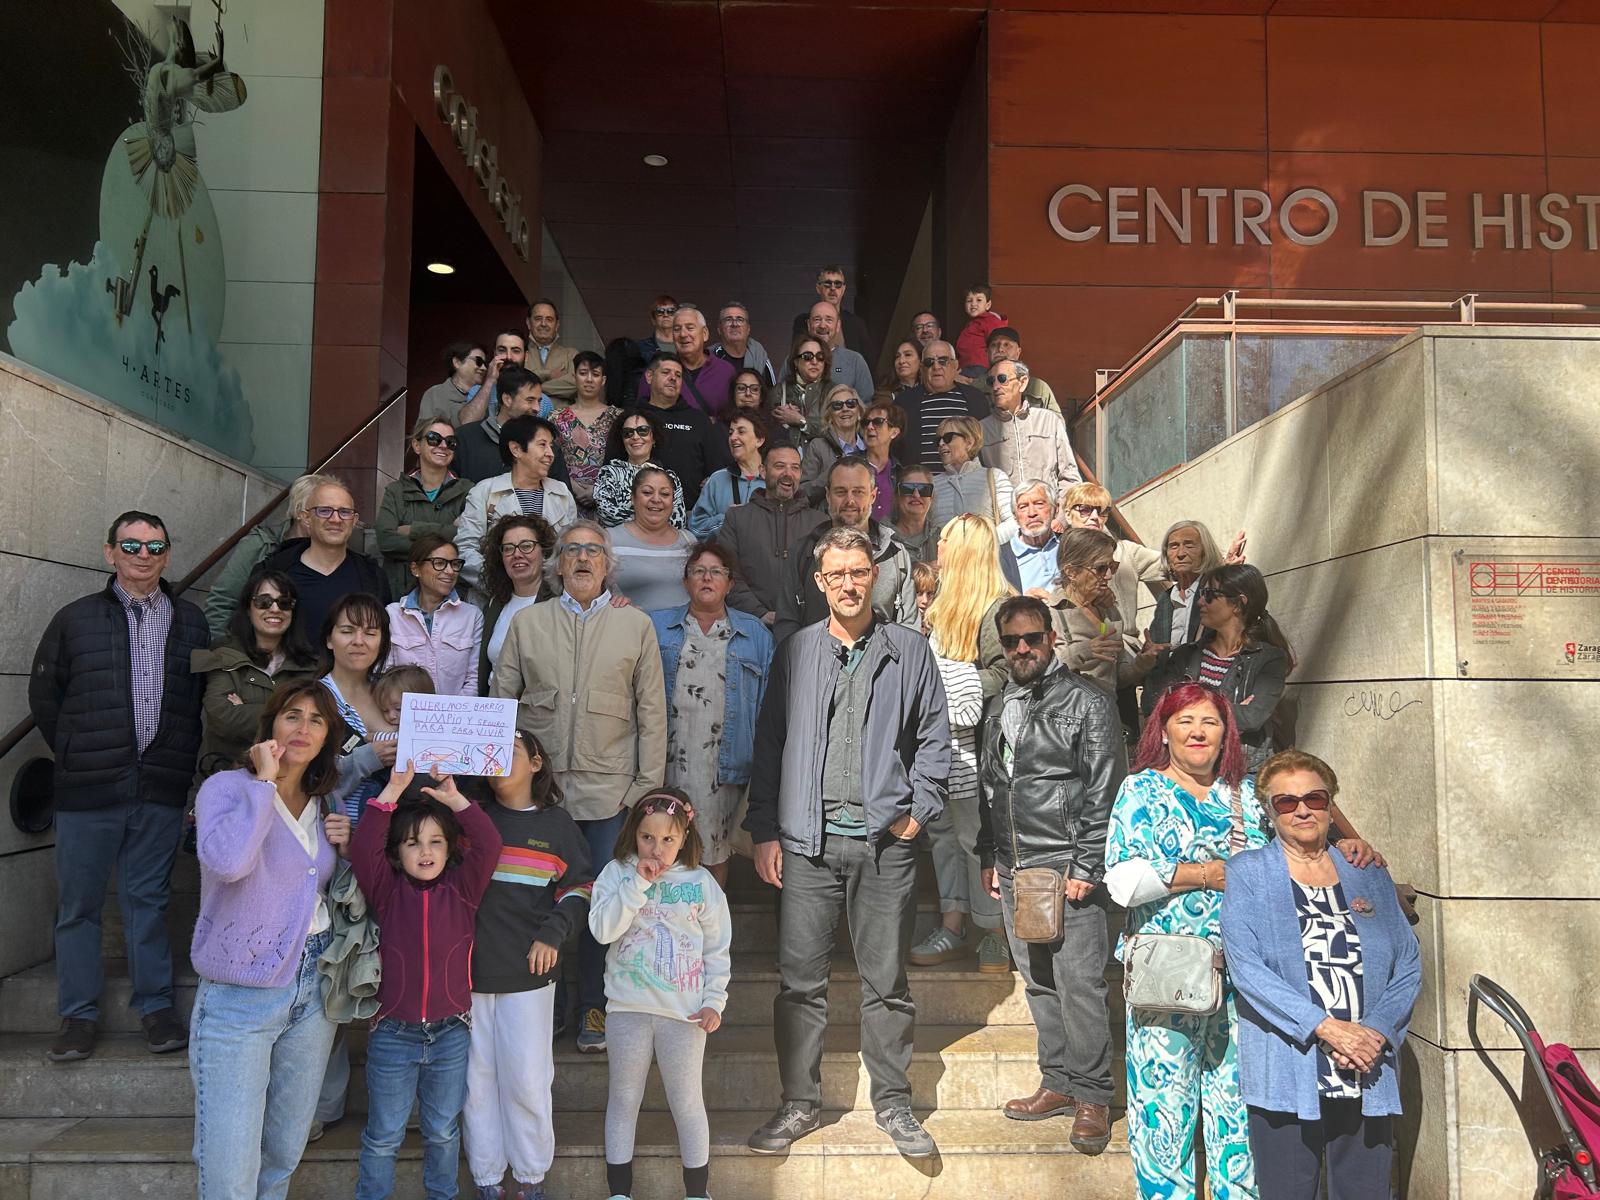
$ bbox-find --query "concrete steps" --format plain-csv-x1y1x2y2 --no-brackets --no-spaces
0,1108,1131,1199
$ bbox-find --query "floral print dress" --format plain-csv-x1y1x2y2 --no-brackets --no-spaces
552,404,619,502
663,619,740,866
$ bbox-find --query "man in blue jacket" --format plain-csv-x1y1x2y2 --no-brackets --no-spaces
743,525,951,1160
29,511,208,1063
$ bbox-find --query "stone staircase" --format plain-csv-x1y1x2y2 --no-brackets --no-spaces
0,856,1132,1198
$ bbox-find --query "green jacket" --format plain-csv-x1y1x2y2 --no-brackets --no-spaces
204,520,292,637
191,636,321,779
375,473,474,599
319,859,382,1023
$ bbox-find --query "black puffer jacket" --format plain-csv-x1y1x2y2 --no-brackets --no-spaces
29,578,209,811
976,664,1127,883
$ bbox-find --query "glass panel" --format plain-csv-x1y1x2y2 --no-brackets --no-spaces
1234,334,1399,428
1103,340,1186,497
1181,335,1229,461
1072,407,1097,479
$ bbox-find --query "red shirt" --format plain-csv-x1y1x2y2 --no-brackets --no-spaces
957,311,1007,370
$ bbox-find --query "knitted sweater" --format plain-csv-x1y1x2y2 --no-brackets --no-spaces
589,858,732,1020
191,770,337,989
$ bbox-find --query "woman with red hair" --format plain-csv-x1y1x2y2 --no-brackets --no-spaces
1105,682,1270,1200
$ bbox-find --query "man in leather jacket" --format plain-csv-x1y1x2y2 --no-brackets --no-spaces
976,595,1126,1155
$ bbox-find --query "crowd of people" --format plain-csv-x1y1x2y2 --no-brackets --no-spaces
27,268,1420,1200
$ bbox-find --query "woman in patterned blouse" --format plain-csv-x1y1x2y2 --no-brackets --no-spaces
591,408,686,529
1221,750,1419,1200
551,350,619,510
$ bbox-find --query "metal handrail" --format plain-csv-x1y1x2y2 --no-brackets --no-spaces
0,385,409,765
1188,290,1600,324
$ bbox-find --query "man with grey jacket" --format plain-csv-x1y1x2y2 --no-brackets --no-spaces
744,526,951,1160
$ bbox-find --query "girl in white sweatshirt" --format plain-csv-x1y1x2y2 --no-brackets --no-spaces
589,789,732,1200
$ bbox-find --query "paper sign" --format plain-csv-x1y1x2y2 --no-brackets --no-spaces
396,693,518,777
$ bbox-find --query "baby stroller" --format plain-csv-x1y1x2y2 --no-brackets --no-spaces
1470,975,1600,1199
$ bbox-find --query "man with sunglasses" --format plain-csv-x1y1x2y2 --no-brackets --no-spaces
979,327,1062,416
30,511,210,1063
894,339,990,468
711,301,777,387
722,441,828,629
975,595,1125,1155
263,480,390,637
790,265,877,365
803,301,875,404
746,525,949,1159
980,357,1080,506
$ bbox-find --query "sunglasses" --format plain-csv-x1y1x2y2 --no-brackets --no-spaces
986,372,1014,387
621,426,652,439
250,594,296,612
1083,561,1115,577
937,431,964,445
1269,789,1332,815
897,482,935,497
796,350,825,363
466,354,486,366
1198,587,1235,603
863,416,889,428
819,278,846,288
115,538,169,556
421,557,465,573
922,355,955,367
421,431,459,450
653,306,677,316
734,383,763,395
1069,504,1108,518
828,399,859,411
999,631,1051,651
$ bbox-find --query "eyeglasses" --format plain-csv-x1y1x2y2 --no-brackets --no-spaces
1269,788,1332,816
999,631,1051,651
686,565,730,580
250,594,296,611
937,432,964,445
796,351,824,363
912,321,939,332
828,399,859,412
1068,504,1107,519
309,506,357,521
734,383,763,395
500,540,543,558
115,538,169,556
922,355,954,367
653,306,677,316
559,543,606,559
897,481,934,497
421,557,465,573
863,416,889,429
819,277,846,288
621,426,652,439
721,316,749,327
986,372,1014,387
819,566,873,588
421,431,459,450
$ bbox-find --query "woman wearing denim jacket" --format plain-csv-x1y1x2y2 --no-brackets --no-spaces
1221,750,1420,1200
649,540,774,886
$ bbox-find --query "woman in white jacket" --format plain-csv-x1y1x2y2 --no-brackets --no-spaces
931,415,1016,542
456,414,576,592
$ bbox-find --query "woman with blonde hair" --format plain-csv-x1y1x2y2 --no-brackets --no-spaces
798,385,866,503
908,514,1016,974
932,415,1016,541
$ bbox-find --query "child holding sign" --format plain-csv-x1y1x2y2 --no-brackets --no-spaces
589,789,731,1200
349,762,501,1200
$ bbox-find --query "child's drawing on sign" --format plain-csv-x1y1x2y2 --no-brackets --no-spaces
395,693,518,777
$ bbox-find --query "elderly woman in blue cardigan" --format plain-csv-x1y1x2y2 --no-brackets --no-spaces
1220,749,1421,1200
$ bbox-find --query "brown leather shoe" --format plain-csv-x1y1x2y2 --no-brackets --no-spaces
1003,1086,1074,1121
1070,1101,1111,1155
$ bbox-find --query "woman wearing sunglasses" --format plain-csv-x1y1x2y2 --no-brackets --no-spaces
376,416,473,600
1141,563,1294,776
931,416,1016,542
191,568,320,780
770,335,832,441
383,533,483,696
1041,528,1161,697
798,385,867,503
1105,681,1272,1200
593,408,686,529
417,341,487,427
1221,750,1419,1200
889,465,939,565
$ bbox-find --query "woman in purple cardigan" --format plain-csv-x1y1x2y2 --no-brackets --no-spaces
188,681,353,1199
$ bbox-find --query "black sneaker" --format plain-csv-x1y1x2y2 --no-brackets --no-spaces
875,1106,936,1158
47,1018,97,1062
140,1007,189,1054
747,1102,820,1153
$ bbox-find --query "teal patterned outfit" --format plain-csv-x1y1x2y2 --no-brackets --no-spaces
1107,769,1270,1200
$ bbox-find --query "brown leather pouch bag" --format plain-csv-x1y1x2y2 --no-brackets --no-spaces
1010,866,1065,943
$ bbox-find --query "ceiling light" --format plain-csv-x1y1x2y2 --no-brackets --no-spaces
643,154,669,168
426,262,456,275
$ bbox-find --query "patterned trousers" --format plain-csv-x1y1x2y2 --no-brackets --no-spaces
1125,991,1258,1200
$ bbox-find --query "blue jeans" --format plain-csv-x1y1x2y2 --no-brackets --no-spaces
357,1015,471,1200
55,801,184,1020
573,809,628,1019
190,930,336,1200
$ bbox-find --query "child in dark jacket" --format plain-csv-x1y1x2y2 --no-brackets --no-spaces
464,732,594,1200
350,761,502,1200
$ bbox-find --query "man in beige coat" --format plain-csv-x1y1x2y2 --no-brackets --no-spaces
492,518,664,1051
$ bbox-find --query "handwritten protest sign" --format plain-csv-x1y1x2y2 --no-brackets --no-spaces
396,693,518,777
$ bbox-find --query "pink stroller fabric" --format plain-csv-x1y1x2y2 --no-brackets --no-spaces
1533,1032,1600,1199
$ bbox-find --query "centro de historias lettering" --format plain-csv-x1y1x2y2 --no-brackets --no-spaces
433,65,532,261
1047,185,1600,250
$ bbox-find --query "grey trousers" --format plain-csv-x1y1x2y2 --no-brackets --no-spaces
775,834,920,1112
998,865,1114,1105
605,1011,709,1169
1248,1101,1394,1200
924,788,1002,930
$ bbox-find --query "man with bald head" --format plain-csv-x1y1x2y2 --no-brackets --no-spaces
639,302,735,418
894,340,989,469
806,301,875,402
791,264,877,363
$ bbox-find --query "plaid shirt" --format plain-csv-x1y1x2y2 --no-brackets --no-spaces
112,580,173,755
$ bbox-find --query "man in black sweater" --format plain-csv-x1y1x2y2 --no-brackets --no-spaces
636,352,731,507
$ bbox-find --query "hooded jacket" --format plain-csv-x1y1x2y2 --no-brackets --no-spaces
720,491,828,622
777,520,918,644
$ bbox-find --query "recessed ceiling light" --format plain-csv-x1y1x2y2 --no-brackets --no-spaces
426,262,455,275
643,154,669,168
